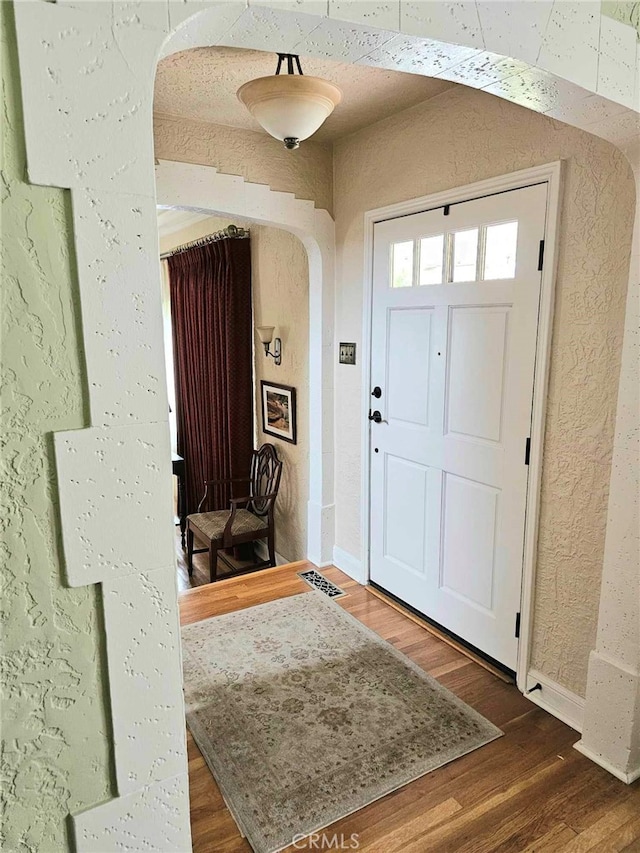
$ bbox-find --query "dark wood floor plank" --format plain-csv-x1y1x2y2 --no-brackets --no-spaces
356,797,463,853
522,823,578,852
450,753,625,853
559,799,640,852
620,836,640,853
398,753,585,853
607,819,640,853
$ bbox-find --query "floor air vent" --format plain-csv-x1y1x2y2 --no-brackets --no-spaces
297,569,346,599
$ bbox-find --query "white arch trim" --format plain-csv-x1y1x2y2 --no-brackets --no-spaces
154,158,337,569
10,1,639,848
15,0,640,201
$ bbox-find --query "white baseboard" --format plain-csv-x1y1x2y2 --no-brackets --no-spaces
526,669,585,732
332,546,366,584
573,740,640,785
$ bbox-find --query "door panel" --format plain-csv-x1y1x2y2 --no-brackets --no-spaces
387,309,433,427
446,306,509,444
384,455,429,574
369,182,547,670
440,472,498,614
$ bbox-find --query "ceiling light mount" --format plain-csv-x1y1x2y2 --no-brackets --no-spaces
276,53,304,76
237,53,342,150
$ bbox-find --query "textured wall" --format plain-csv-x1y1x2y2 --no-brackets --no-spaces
154,112,334,216
332,85,636,697
594,166,639,672
251,225,310,562
0,5,112,851
159,217,309,562
579,162,640,775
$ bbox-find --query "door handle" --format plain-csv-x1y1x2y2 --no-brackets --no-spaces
368,410,386,424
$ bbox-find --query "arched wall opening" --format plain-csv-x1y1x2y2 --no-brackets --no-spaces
154,158,337,570
9,1,639,846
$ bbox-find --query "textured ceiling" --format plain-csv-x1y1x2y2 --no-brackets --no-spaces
154,46,455,143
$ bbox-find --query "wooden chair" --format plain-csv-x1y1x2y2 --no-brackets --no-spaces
186,444,283,583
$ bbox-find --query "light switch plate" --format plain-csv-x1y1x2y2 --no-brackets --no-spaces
339,342,357,365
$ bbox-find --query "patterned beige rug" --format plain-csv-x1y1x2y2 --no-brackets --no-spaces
181,592,502,853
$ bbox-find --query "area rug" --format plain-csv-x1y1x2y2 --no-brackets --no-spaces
181,592,502,853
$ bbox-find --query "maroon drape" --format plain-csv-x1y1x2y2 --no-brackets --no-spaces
168,238,253,515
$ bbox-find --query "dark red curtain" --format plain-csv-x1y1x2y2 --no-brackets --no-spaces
168,238,253,515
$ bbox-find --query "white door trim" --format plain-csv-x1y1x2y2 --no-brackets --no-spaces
361,161,564,691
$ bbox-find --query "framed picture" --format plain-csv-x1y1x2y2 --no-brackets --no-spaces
260,381,297,444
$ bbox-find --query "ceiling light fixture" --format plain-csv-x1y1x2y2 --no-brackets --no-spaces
237,53,342,150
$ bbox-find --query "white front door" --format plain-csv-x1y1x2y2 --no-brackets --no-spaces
369,183,547,670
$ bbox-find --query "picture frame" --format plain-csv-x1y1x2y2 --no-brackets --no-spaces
260,381,297,445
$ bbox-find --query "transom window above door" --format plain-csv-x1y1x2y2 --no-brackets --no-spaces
390,219,518,287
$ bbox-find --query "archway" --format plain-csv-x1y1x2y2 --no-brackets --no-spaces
155,158,337,570
11,1,639,845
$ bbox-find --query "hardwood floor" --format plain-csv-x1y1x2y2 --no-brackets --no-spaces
178,560,640,853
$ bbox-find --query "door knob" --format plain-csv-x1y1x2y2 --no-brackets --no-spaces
369,410,383,423
371,386,382,399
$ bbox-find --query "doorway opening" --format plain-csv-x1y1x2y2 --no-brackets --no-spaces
156,208,311,592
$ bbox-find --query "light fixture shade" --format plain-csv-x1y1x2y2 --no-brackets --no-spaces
256,325,275,345
237,75,342,145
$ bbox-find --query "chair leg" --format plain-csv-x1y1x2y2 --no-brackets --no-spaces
187,528,194,576
209,542,218,583
267,529,276,568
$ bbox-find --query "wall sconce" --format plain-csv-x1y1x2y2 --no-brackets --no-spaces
256,325,282,366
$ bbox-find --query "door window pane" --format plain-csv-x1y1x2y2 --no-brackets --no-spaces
484,221,518,279
419,235,444,285
452,228,479,282
391,241,414,288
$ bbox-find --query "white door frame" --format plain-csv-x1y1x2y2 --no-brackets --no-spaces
360,161,564,691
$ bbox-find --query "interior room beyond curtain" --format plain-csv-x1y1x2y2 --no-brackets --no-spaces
168,238,253,515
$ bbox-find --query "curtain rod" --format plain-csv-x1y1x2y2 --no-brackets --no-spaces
160,224,250,260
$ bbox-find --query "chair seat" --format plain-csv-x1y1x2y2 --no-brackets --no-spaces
188,508,268,542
